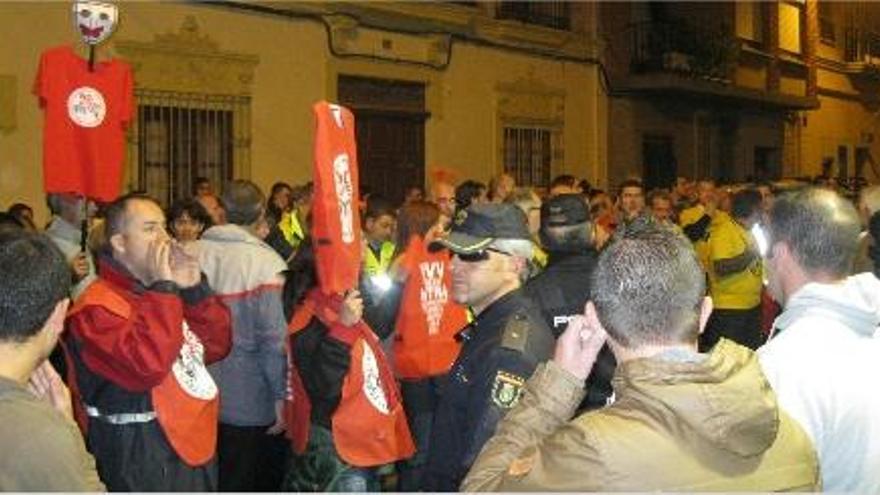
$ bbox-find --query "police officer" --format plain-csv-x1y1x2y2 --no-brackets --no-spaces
424,203,554,491
523,193,615,411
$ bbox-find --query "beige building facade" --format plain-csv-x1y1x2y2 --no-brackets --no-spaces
0,1,607,222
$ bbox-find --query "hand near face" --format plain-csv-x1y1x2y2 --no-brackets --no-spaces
169,241,201,288
28,361,74,422
553,311,607,381
145,237,174,285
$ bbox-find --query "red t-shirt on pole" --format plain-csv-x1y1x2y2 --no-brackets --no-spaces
34,45,133,202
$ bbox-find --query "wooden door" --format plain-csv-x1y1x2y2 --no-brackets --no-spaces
338,76,427,205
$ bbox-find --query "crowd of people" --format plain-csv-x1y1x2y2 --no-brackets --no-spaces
1,169,879,492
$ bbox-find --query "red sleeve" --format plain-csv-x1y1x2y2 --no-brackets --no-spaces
67,291,185,392
33,49,50,107
184,295,232,365
119,63,134,129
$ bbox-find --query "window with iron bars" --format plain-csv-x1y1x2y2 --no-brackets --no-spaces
503,127,552,189
128,90,251,207
497,1,571,31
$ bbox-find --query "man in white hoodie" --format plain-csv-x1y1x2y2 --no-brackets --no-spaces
759,187,880,492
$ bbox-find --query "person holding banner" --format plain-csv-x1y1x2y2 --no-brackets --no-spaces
283,242,415,491
64,193,232,491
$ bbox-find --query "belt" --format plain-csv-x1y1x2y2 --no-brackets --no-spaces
85,405,157,425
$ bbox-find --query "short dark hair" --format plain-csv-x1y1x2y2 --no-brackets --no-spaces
104,193,163,240
455,180,487,211
7,203,33,218
541,223,593,254
0,212,23,231
167,198,213,235
591,217,704,348
619,179,643,193
222,180,265,226
192,176,211,195
292,182,314,204
731,188,762,220
551,174,577,189
0,231,70,342
270,181,293,197
647,188,672,205
769,187,860,278
363,195,396,222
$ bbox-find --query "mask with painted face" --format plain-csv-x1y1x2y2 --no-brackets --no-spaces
72,1,118,46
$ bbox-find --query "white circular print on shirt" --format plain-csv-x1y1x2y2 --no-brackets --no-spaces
67,86,106,128
361,344,390,414
172,322,219,400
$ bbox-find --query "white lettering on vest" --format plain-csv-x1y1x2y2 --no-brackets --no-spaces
553,315,577,329
332,153,355,244
329,104,345,128
419,261,447,336
361,344,390,414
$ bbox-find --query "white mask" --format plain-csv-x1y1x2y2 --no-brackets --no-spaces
72,1,118,46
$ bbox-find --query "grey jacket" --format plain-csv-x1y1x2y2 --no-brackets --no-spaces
199,225,288,426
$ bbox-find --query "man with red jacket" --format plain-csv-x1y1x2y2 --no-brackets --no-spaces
64,193,232,491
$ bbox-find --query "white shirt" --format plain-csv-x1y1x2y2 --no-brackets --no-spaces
759,273,880,492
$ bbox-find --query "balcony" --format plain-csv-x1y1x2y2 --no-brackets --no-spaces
496,1,570,31
845,28,880,66
617,21,817,110
630,21,737,83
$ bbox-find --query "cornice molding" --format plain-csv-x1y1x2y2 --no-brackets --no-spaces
114,16,259,95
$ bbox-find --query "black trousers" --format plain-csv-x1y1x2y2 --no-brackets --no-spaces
700,305,764,352
217,423,289,492
88,420,217,491
397,375,448,492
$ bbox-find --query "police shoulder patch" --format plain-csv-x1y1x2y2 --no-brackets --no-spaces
491,370,525,409
500,314,530,352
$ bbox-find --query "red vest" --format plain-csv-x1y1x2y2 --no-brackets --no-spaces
393,236,467,379
285,290,415,467
311,101,362,295
68,280,219,467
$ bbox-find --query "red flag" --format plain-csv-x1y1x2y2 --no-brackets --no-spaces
311,101,362,295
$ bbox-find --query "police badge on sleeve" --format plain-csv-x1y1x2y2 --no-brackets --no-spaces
491,371,525,409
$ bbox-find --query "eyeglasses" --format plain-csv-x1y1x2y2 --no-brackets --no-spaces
454,248,508,263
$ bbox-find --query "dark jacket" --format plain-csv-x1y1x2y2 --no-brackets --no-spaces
524,250,615,412
523,251,597,337
290,316,350,428
424,289,554,491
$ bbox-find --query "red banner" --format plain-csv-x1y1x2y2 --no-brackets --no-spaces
311,101,362,295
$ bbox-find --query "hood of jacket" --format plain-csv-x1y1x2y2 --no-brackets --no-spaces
775,272,880,338
613,339,777,458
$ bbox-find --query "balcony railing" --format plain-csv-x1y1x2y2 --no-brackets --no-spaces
630,21,737,82
496,1,571,31
844,28,880,65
